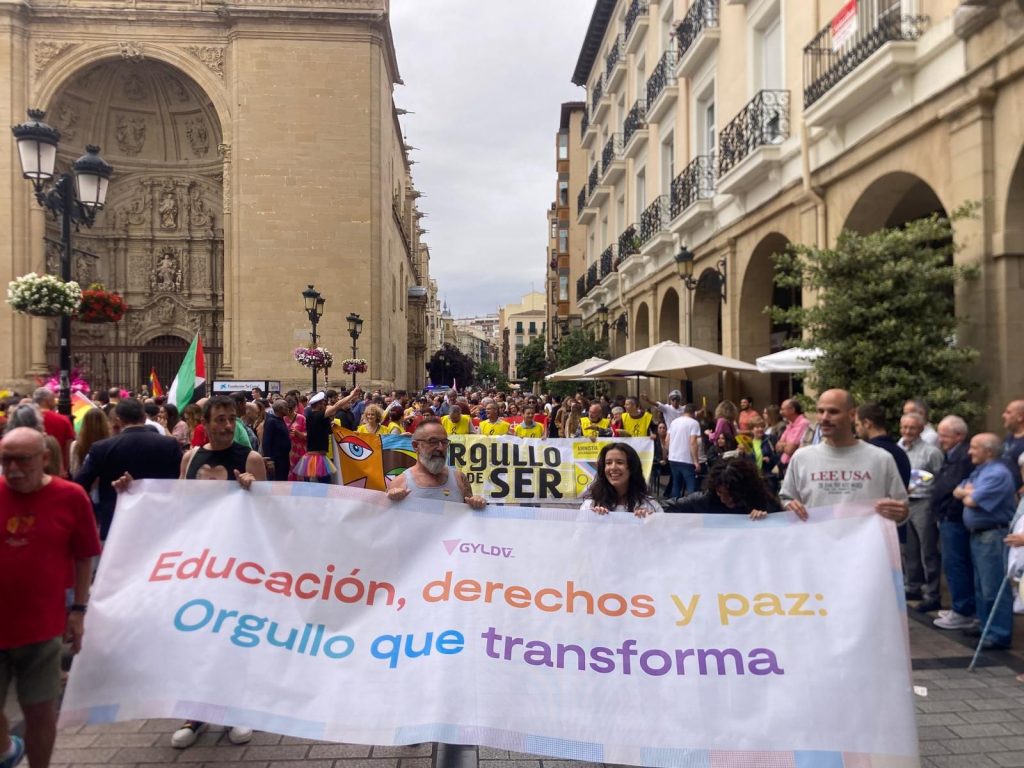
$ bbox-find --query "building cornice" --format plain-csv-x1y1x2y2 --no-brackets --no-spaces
572,0,615,86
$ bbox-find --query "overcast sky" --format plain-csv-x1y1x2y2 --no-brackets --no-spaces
389,0,594,318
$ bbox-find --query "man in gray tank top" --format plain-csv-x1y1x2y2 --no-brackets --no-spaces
386,418,486,509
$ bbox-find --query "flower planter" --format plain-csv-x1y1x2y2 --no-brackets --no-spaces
78,284,126,323
7,272,82,317
294,346,334,370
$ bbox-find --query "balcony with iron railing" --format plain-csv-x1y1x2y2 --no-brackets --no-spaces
645,49,677,123
605,34,627,90
803,8,928,125
577,274,587,302
718,90,790,193
639,195,670,247
577,184,596,224
600,133,625,184
591,75,605,115
670,154,715,221
617,224,640,266
588,164,599,198
599,244,617,280
580,109,589,141
586,262,599,292
624,0,650,54
675,0,720,79
623,99,648,159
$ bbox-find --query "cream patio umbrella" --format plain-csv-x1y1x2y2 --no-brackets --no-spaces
544,356,609,382
585,341,759,395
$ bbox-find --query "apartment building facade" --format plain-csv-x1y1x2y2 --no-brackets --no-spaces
499,291,548,382
571,0,1022,420
546,102,589,358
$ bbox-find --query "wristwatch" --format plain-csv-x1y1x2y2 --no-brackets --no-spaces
69,603,87,614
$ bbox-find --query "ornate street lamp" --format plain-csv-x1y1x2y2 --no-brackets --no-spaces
12,109,113,416
302,284,325,391
346,312,363,388
597,303,610,340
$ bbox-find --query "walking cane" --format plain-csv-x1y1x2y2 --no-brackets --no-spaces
967,573,1014,671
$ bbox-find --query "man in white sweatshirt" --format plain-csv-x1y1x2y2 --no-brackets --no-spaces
780,389,909,523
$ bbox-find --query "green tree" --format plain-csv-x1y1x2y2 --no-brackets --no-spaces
555,329,609,371
474,360,510,392
547,329,610,398
427,344,474,389
770,208,982,424
516,335,549,386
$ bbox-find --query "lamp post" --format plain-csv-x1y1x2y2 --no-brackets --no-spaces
302,284,325,391
346,312,363,389
675,244,728,400
12,109,113,417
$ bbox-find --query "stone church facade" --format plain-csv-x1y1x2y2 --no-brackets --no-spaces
0,0,429,393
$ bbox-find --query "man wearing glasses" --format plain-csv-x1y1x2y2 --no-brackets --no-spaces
1,428,102,768
386,417,486,509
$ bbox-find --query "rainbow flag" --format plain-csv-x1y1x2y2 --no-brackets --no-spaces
71,391,98,433
149,367,164,398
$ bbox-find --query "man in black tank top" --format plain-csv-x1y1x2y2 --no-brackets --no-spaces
180,396,266,486
171,395,265,748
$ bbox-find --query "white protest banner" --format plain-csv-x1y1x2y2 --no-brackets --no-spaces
62,481,918,767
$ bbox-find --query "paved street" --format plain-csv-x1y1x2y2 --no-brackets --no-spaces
8,611,1024,767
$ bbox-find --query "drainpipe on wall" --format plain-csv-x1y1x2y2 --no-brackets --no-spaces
801,3,827,249
800,119,828,249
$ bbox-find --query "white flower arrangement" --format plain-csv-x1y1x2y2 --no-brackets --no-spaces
7,272,82,317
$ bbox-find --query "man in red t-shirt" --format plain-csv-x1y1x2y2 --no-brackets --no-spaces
34,387,75,477
0,427,102,768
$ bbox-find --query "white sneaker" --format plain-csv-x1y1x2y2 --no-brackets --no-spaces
171,721,208,748
227,727,253,745
934,611,978,630
937,609,952,618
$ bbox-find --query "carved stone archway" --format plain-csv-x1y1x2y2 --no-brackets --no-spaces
43,57,224,390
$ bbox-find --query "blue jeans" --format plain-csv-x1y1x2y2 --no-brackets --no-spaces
939,520,976,617
970,528,1012,646
668,461,698,499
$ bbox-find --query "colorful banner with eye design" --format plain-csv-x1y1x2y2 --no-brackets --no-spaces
331,428,654,504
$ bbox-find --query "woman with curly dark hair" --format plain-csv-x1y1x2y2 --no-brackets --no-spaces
668,456,780,520
580,442,662,518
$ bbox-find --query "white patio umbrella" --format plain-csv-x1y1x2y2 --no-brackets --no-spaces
544,356,608,382
755,347,823,373
586,341,759,381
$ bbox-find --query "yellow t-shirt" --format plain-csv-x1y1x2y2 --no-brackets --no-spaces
441,415,472,435
383,422,404,435
356,424,382,435
479,419,511,436
580,417,610,437
620,412,652,437
514,422,544,439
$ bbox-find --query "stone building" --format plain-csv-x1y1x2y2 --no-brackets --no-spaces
570,0,1023,423
1,0,429,394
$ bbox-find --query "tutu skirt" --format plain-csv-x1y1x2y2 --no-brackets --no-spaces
292,453,336,479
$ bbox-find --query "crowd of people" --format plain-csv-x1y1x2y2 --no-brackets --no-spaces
4,379,1024,768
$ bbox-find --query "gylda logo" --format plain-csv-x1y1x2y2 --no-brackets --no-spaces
442,539,514,559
